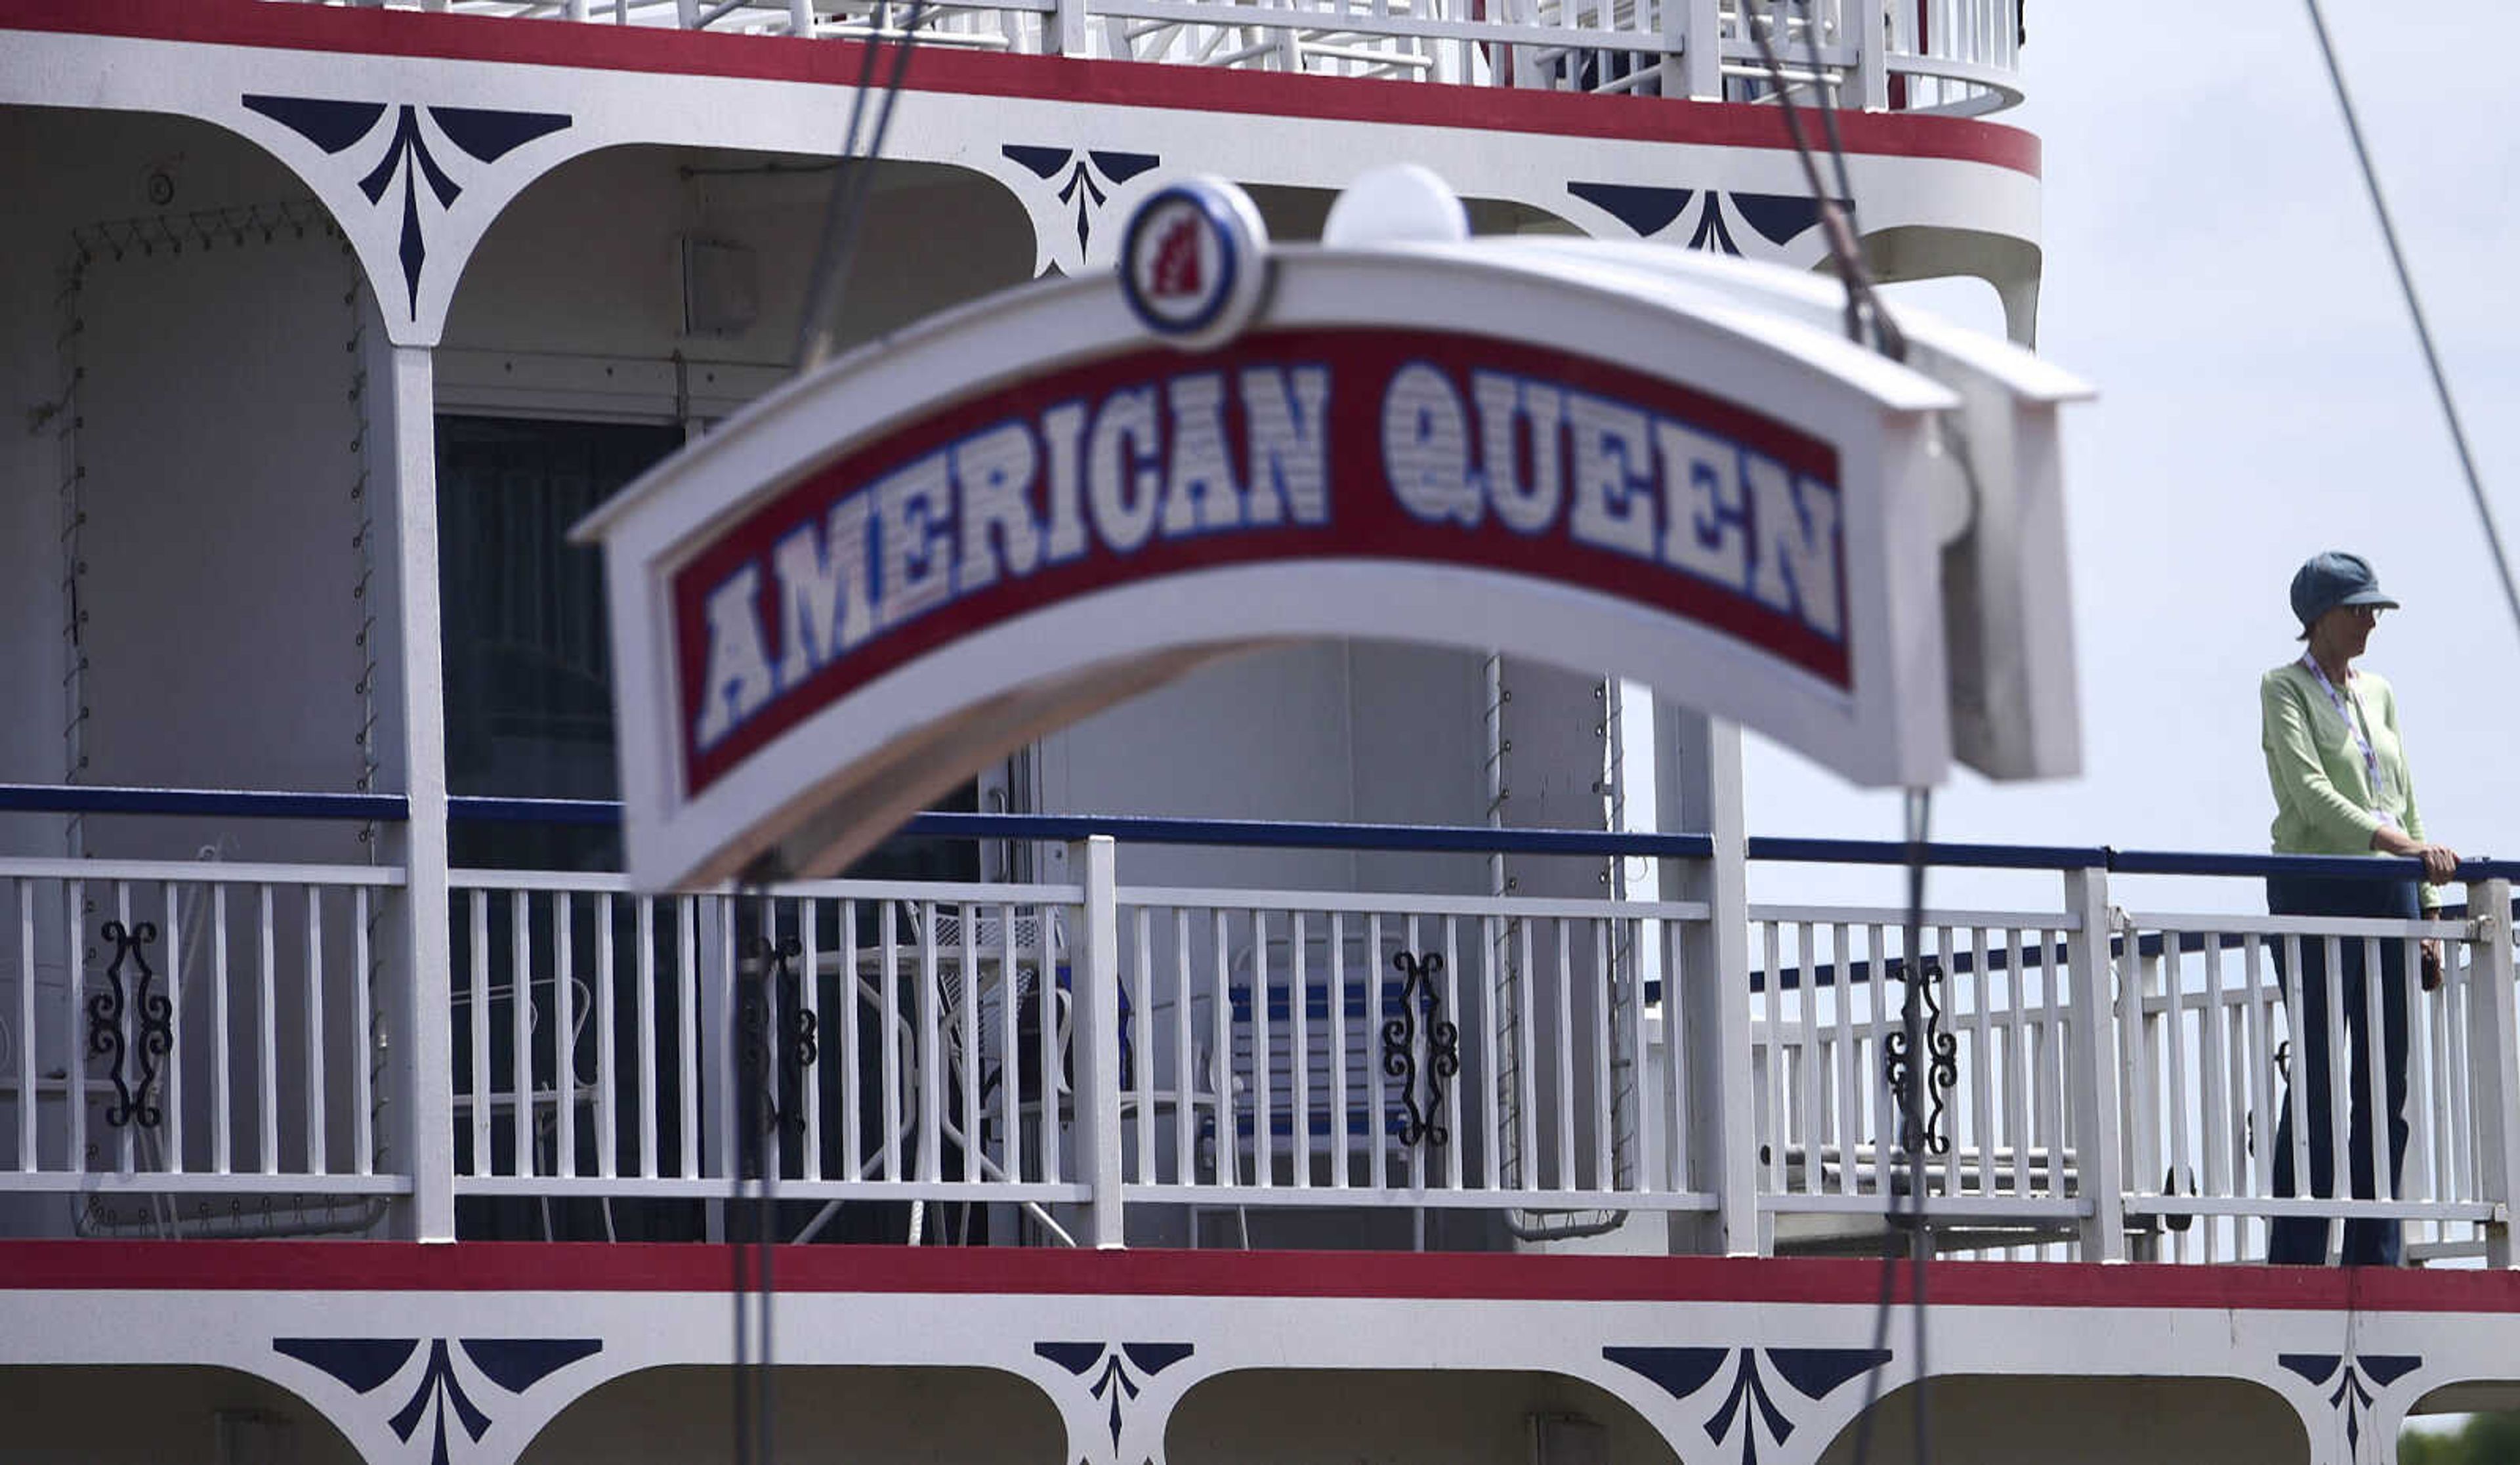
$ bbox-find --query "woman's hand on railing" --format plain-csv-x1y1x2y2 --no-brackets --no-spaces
2372,826,2460,885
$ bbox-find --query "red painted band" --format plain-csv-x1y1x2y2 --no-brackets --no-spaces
5,1241,2517,1315
0,0,2040,176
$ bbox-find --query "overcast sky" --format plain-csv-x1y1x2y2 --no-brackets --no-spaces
1734,1,2520,914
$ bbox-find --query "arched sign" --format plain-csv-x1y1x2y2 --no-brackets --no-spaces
576,177,2086,889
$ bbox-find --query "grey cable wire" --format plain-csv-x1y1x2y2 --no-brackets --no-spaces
1748,9,1931,1460
793,5,930,373
2301,0,2520,643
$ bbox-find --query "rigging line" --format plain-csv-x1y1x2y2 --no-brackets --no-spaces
793,2,932,373
1746,9,1933,1463
2299,0,2520,647
1745,3,1902,360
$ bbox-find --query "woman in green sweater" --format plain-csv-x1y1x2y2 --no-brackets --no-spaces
2259,551,2459,1266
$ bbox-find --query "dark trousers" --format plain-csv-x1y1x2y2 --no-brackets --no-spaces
2264,874,2418,1267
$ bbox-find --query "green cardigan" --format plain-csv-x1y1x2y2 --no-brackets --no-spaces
2259,660,2435,908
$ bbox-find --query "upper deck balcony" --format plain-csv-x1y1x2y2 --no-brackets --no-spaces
3,790,2513,1271
274,0,2023,117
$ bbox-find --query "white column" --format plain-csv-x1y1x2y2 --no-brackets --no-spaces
1657,704,1755,1256
1680,0,1722,100
1853,0,1889,110
382,343,455,1242
1071,835,1126,1248
2464,878,2519,1268
2062,865,2126,1261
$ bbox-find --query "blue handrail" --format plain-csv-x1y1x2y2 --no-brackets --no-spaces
5,782,2516,881
0,782,407,823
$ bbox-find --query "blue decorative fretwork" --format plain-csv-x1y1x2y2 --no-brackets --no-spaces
1606,1344,1889,1464
1037,1338,1195,1456
2280,1351,2423,1464
274,1334,601,1465
244,95,571,318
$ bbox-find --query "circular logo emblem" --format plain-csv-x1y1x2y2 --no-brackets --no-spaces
1118,179,1270,350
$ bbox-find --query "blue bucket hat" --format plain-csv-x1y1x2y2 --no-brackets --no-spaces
2290,551,2400,631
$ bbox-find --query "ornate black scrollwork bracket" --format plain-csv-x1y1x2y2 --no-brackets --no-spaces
87,920,173,1130
1380,951,1461,1149
1881,954,1958,1158
738,933,818,1153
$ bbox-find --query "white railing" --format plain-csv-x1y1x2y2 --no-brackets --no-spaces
7,843,2516,1263
1110,886,1715,1221
2112,908,2494,1265
446,872,1091,1241
1746,903,2099,1253
268,0,2023,116
0,858,410,1236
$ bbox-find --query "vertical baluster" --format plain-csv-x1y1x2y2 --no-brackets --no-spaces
1622,907,1643,1195
2319,934,2349,1259
1591,919,1614,1192
1205,909,1230,1187
1124,903,1150,1184
677,896,700,1179
65,878,85,1175
555,891,577,1179
1865,922,1891,1195
15,880,37,1170
2004,927,2030,1197
992,897,1020,1183
1795,921,1820,1197
163,880,184,1174
2362,935,2394,1205
2044,925,2071,1202
595,893,616,1181
1660,918,1688,1196
1024,904,1051,1184
2281,933,2311,1224
1252,909,1274,1189
258,883,278,1176
1368,912,1391,1191
2242,931,2274,1204
1471,912,1481,1200
1330,911,1351,1190
841,901,865,1182
2200,931,2234,1220
304,885,326,1175
2162,931,2194,1252
879,902,902,1183
350,887,371,1177
1477,914,1501,1192
511,890,534,1177
1154,909,1186,1185
468,892,492,1178
963,902,986,1191
1969,927,1993,1201
2435,937,2464,1208
211,885,232,1177
1542,918,1562,1195
1515,916,1537,1195
635,897,658,1179
1291,910,1312,1187
1844,918,1864,1195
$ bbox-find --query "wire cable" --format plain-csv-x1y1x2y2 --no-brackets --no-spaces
793,3,931,373
1748,9,1937,1460
2300,0,2520,645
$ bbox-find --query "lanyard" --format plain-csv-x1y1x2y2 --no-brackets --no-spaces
2300,654,2394,814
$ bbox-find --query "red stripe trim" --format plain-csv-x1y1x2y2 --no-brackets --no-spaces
3,1241,2512,1313
0,0,2038,176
